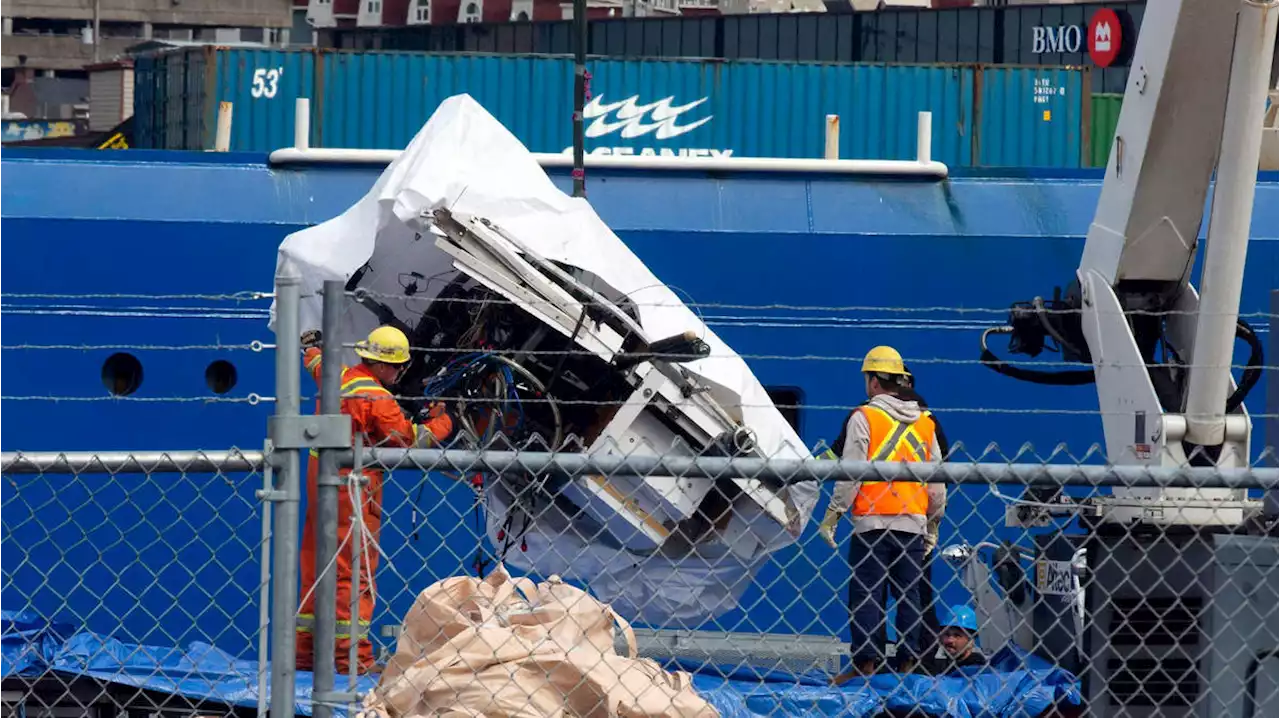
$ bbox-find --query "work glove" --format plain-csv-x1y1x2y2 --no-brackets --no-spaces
301,330,323,350
818,508,843,549
923,530,938,556
924,515,941,555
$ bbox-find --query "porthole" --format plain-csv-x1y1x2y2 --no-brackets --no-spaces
205,360,239,395
101,353,144,396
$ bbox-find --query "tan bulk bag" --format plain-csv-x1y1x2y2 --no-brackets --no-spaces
357,568,719,718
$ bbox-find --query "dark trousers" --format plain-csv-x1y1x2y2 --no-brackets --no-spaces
918,553,941,662
848,529,926,663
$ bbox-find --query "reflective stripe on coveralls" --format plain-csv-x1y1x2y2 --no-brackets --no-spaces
296,613,371,640
296,352,453,674
851,406,936,517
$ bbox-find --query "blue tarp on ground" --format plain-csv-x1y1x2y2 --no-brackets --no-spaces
3,610,1081,717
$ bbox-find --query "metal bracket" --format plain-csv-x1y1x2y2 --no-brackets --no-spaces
268,414,353,450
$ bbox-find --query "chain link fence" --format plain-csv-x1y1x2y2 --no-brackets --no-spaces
3,274,1277,718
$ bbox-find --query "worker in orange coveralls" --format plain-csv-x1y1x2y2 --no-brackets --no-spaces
295,325,454,674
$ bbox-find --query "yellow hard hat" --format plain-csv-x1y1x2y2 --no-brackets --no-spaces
862,345,908,376
354,326,411,365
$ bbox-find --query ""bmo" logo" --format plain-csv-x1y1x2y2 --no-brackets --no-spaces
1088,8,1122,67
1030,8,1123,68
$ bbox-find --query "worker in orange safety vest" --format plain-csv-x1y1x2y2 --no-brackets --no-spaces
295,325,454,675
818,345,946,682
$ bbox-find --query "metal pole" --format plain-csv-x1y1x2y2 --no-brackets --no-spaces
917,111,933,164
312,279,345,718
294,98,311,151
572,0,588,197
347,433,365,697
350,448,1280,490
0,449,265,474
214,102,234,152
1184,0,1279,445
1266,289,1278,520
92,0,101,63
824,115,840,160
256,444,274,718
269,269,303,718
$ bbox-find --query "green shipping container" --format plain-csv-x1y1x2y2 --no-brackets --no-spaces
1089,93,1123,168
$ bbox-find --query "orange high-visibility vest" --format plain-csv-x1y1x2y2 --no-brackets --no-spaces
851,405,936,517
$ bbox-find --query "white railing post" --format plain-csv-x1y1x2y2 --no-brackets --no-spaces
824,114,840,160
294,98,311,151
214,101,233,152
916,111,932,165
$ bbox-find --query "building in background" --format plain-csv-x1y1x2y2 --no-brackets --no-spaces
1,0,293,120
323,0,1147,90
294,0,1116,26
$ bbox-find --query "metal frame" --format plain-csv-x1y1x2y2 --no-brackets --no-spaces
1076,0,1278,526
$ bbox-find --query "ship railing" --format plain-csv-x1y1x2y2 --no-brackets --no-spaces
264,97,949,177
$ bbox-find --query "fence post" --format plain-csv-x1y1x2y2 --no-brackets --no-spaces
269,268,303,718
312,279,345,718
1266,289,1278,519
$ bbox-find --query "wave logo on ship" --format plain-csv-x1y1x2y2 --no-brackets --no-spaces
562,94,733,158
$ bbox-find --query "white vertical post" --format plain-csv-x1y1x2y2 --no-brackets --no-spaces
824,114,840,160
916,111,933,164
295,98,311,151
214,101,233,152
1184,0,1279,446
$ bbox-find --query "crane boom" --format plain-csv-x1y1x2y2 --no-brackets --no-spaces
983,0,1277,526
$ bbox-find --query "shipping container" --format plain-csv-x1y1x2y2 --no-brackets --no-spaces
135,48,316,151
976,66,1087,168
135,48,1091,168
1088,92,1122,168
325,1,1148,93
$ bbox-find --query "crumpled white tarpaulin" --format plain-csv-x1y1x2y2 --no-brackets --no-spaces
269,94,817,623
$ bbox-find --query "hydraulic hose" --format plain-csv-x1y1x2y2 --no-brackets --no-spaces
979,319,1265,407
979,327,1097,386
1225,318,1264,414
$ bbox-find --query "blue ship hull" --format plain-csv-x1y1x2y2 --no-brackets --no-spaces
2,148,1276,663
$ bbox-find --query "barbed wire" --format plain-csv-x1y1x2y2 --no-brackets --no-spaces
4,340,1269,371
0,291,272,301
344,286,1280,317
318,341,1276,371
0,394,271,404
3,289,1275,318
1,343,266,352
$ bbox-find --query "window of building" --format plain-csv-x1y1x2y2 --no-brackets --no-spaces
290,9,315,45
414,0,431,23
11,18,82,37
152,25,195,41
764,386,804,434
463,2,481,22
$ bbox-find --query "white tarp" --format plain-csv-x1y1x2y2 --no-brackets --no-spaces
269,94,817,623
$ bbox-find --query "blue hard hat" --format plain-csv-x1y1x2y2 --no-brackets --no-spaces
939,604,978,632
